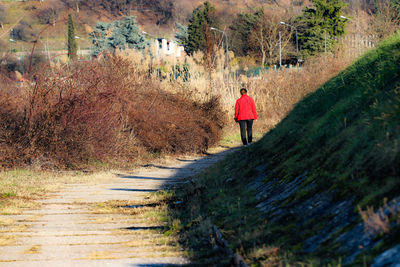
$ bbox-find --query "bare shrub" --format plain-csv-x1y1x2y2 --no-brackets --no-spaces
129,94,224,153
0,81,27,168
0,55,19,73
0,55,224,169
13,20,36,42
36,5,62,26
0,53,46,76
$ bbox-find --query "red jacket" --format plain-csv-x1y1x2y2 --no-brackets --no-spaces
235,94,257,121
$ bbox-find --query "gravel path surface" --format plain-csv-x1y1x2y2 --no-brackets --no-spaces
0,149,234,267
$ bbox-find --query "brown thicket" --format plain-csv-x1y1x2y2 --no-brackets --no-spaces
0,55,224,169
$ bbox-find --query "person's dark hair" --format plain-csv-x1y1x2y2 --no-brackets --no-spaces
240,88,247,95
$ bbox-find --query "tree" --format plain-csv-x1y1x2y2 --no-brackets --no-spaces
372,0,400,40
89,16,149,56
75,0,81,13
36,1,63,26
64,0,83,13
249,11,294,66
153,0,175,25
175,22,188,45
296,0,347,57
68,14,78,60
229,10,262,57
13,20,36,42
185,1,219,55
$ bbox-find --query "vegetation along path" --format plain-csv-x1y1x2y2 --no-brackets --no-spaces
0,148,235,266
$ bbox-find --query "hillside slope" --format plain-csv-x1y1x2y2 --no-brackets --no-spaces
168,34,400,266
0,0,278,52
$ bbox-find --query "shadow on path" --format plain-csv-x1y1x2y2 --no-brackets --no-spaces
132,264,186,267
113,146,239,193
111,145,240,266
111,188,159,192
117,175,173,181
142,164,181,170
124,226,165,231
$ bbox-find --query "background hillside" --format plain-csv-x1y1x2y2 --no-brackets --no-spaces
1,0,288,52
1,0,395,53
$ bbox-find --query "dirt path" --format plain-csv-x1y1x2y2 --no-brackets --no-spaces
0,148,235,266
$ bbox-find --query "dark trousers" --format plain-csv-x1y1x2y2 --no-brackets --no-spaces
239,120,254,145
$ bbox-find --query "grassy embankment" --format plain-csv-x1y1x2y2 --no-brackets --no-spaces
167,35,400,265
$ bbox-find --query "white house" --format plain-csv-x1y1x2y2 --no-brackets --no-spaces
152,38,185,58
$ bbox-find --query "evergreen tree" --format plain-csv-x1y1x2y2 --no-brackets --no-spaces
229,10,262,57
67,14,78,60
90,16,149,57
175,22,188,45
296,0,347,57
185,1,219,55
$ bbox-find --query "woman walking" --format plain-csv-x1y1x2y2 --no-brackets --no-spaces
234,88,257,146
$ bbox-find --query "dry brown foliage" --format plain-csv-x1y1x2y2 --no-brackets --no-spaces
0,55,224,169
358,199,400,237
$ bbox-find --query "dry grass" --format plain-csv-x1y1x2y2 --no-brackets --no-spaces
122,235,172,248
0,224,30,233
245,55,354,129
246,245,281,266
0,235,16,246
22,245,41,254
91,195,185,257
91,200,169,225
0,169,112,214
0,217,15,226
358,199,400,236
84,251,117,260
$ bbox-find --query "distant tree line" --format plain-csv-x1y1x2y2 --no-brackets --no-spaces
180,0,399,65
3,0,399,67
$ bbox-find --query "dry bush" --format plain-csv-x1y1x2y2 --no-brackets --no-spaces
0,55,224,169
129,93,224,153
0,82,27,168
